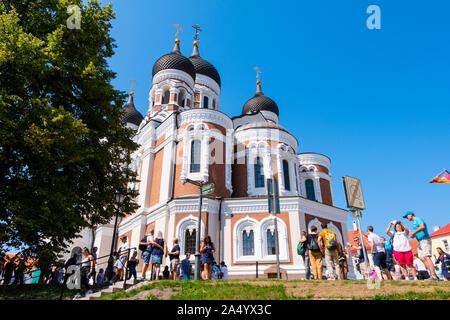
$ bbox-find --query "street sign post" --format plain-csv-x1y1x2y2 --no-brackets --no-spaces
201,183,215,195
267,178,281,279
342,176,370,280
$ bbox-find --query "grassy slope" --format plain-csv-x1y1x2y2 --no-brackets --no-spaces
98,279,450,301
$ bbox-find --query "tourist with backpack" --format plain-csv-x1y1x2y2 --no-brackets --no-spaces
318,222,341,280
307,225,323,279
386,221,418,280
298,231,311,280
139,227,154,280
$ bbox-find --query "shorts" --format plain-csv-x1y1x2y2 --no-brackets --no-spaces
170,259,180,272
417,239,432,258
393,250,413,265
142,250,151,265
373,252,387,269
114,255,128,270
385,259,394,272
151,254,162,264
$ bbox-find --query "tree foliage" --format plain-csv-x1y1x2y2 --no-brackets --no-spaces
0,0,139,266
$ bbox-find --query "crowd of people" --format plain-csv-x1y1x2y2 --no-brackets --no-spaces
137,226,228,281
297,211,449,281
1,210,448,288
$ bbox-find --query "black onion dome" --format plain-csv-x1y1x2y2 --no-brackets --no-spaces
122,94,143,126
152,42,196,81
189,45,221,87
242,84,279,116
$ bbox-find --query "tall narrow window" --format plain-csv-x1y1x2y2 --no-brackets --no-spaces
242,230,254,256
162,89,170,104
203,96,209,109
254,157,265,188
267,229,276,255
282,160,290,191
184,229,196,255
305,179,316,201
190,140,201,173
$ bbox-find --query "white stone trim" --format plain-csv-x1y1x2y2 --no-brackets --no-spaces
177,108,233,130
233,216,259,263
235,128,298,152
298,153,331,170
180,123,210,183
195,74,221,96
246,141,271,196
152,69,195,88
175,214,205,260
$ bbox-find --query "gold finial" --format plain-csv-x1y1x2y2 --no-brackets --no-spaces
254,67,262,85
130,79,137,96
192,24,202,46
174,24,182,43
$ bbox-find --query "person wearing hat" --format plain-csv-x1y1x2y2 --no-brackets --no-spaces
403,211,439,280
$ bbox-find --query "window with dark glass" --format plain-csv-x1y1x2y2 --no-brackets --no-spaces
283,160,290,191
267,229,276,255
190,140,201,173
305,179,316,201
184,229,196,254
203,96,209,108
254,157,265,188
242,230,254,256
162,89,170,104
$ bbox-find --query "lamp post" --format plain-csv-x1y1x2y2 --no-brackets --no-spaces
106,190,123,283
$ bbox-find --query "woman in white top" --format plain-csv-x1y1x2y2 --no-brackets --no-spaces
81,247,95,293
386,221,417,280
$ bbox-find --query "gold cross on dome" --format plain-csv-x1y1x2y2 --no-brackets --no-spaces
130,79,137,94
254,67,262,82
174,24,182,39
192,24,202,41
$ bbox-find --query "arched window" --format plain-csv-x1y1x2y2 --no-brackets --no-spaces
242,230,254,256
305,179,316,201
190,140,201,173
254,157,265,188
282,160,290,191
203,96,209,109
184,229,196,254
71,246,82,263
178,90,185,107
162,88,170,104
266,229,276,255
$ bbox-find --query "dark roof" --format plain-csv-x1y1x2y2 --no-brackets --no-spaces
122,94,143,126
189,45,221,87
152,42,196,81
242,84,279,116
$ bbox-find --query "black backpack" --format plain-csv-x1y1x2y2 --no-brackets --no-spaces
308,234,320,252
139,236,152,252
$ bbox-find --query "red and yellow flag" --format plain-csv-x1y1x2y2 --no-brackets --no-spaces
430,169,450,183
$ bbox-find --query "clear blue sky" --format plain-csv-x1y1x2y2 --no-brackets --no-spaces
104,0,450,237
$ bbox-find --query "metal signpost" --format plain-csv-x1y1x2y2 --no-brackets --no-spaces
185,179,215,280
342,176,370,280
267,178,281,279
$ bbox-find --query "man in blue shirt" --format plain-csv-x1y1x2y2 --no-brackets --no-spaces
404,211,439,280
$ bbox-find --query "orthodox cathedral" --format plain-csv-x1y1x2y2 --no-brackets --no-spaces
68,27,351,279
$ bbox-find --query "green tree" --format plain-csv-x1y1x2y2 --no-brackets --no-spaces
0,0,139,269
